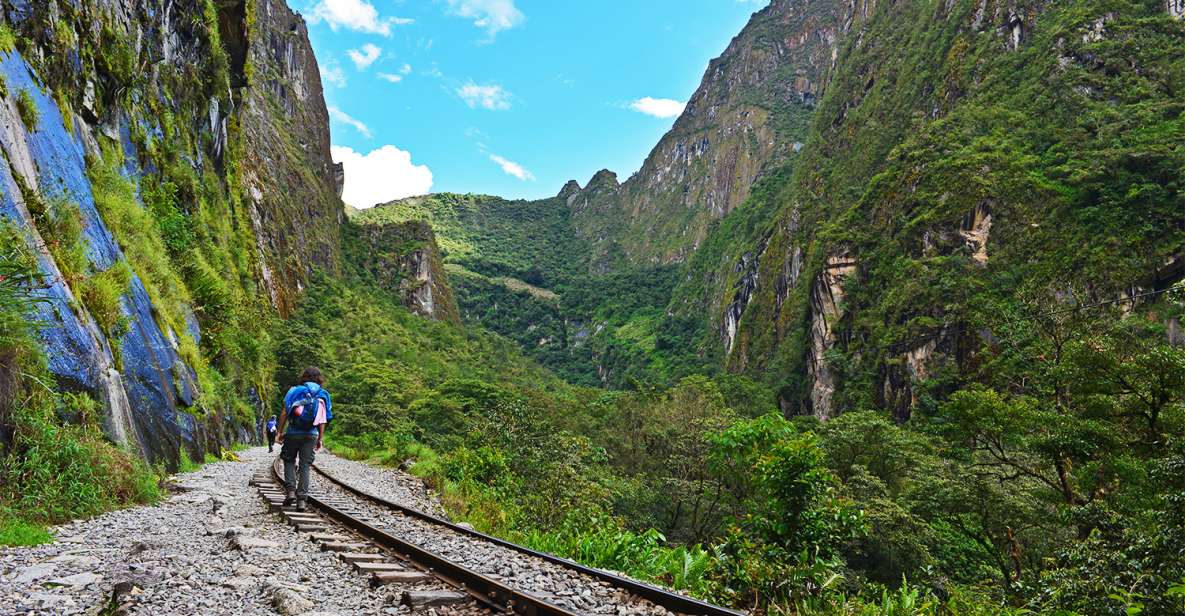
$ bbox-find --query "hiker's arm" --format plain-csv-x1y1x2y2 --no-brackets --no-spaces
275,412,287,443
315,424,325,450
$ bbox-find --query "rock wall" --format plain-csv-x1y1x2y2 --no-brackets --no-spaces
241,0,343,317
0,0,343,466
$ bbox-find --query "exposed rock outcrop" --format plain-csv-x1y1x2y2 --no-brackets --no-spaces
351,221,461,325
557,180,582,202
803,254,856,420
0,0,344,466
1169,0,1184,20
242,0,344,317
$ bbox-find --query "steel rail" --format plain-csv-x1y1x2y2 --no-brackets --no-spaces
270,458,581,615
312,462,747,616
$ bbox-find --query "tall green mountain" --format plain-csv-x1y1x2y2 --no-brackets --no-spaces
366,0,1185,430
564,0,861,271
699,0,1185,419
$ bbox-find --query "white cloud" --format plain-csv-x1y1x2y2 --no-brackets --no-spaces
308,0,411,36
321,63,347,88
457,82,512,110
377,73,403,83
327,106,372,138
446,0,524,39
488,153,534,181
400,63,413,75
629,97,686,119
332,145,434,208
347,43,382,70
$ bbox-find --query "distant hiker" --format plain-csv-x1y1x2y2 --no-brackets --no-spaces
276,367,332,511
265,415,278,453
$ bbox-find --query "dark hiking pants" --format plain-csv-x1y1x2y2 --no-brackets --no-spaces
280,434,317,499
266,431,276,451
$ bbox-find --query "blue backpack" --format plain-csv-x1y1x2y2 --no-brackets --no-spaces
285,383,331,432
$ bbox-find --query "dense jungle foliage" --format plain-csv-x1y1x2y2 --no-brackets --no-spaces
284,244,1185,614
356,195,705,387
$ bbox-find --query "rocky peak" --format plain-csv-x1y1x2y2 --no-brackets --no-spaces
586,169,620,191
557,179,582,201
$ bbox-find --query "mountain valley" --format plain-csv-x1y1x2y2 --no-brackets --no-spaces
1,0,1183,614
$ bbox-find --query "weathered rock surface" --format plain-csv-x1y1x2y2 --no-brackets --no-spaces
348,220,461,324
241,0,345,317
0,0,346,467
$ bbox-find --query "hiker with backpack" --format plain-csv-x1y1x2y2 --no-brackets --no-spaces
265,415,278,453
276,366,332,511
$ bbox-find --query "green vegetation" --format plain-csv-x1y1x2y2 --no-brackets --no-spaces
0,517,54,546
79,261,131,339
1,1,1181,615
357,193,589,289
356,196,699,387
323,2,1185,614
15,88,37,130
0,23,15,54
0,225,162,547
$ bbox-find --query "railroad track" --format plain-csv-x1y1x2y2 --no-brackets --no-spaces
254,458,745,615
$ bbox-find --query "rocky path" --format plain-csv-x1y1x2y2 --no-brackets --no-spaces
0,447,469,616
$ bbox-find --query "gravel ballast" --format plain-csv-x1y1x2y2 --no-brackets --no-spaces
308,453,680,616
0,447,476,616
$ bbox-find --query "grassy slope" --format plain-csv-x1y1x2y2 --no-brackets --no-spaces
355,193,587,289
354,194,689,387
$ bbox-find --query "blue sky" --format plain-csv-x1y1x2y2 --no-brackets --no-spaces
300,0,769,207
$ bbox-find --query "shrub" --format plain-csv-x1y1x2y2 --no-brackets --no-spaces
15,89,37,131
53,88,72,133
79,261,131,338
26,195,88,288
0,23,15,54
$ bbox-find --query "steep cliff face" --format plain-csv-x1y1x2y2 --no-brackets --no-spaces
241,0,343,317
565,0,866,270
348,219,460,325
0,0,342,466
715,0,1185,418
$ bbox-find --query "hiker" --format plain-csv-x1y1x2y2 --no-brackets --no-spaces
265,415,278,452
276,367,332,511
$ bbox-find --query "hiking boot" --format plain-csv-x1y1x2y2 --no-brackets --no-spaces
282,491,296,507
296,498,307,512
